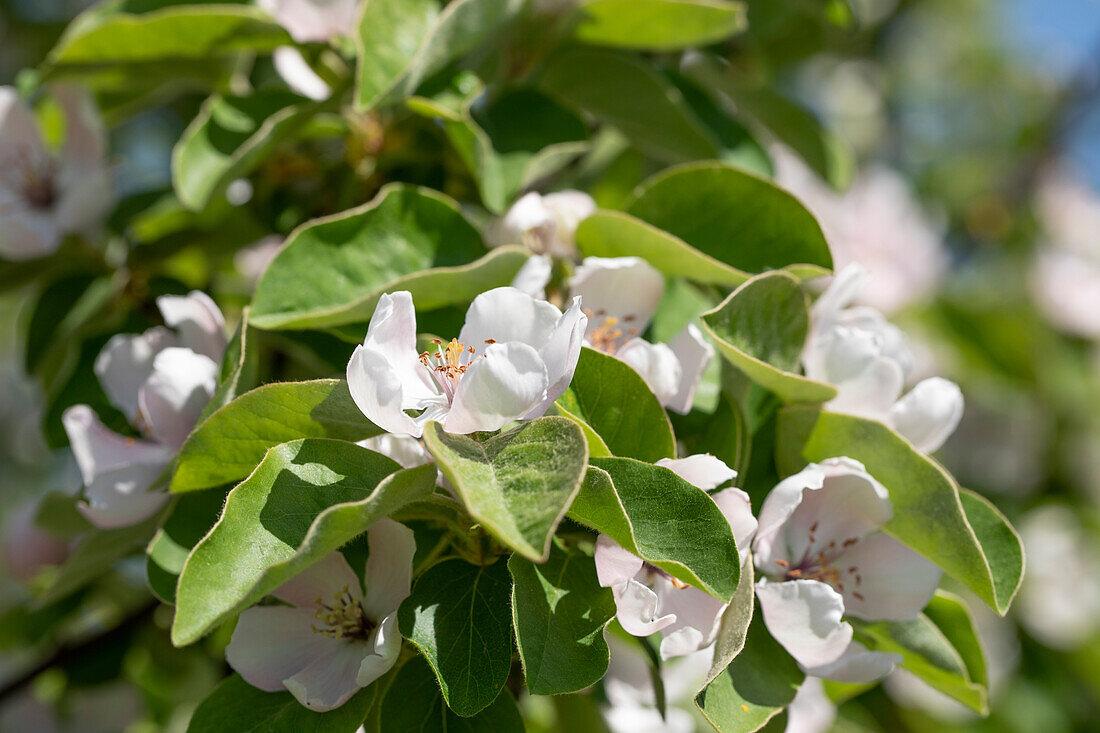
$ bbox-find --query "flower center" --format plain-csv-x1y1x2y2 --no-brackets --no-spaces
774,522,865,601
1,147,60,213
584,310,638,354
418,337,495,402
311,585,374,641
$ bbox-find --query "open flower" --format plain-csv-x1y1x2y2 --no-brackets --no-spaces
571,257,713,414
805,264,963,453
486,190,595,258
0,85,113,261
346,287,586,437
226,519,414,711
753,458,941,683
595,455,756,660
62,292,226,529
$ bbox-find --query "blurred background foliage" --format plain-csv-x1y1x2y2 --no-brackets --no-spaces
1,0,1099,731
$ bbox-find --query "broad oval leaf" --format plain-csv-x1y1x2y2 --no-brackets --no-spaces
172,439,435,645
555,347,676,463
423,417,588,562
568,459,740,601
380,655,524,732
250,184,527,330
700,271,836,403
187,673,374,733
398,558,514,717
570,0,747,51
509,542,617,695
147,486,231,605
172,379,381,493
776,406,1024,615
625,162,833,274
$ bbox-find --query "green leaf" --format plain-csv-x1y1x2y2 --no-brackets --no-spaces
700,560,755,690
625,162,833,274
852,593,988,713
958,488,1024,614
576,210,750,287
776,407,1022,615
422,418,588,561
923,591,988,689
696,616,804,733
398,558,514,717
540,47,719,163
250,184,526,330
187,673,374,733
568,460,740,601
355,0,524,110
173,90,316,211
555,347,676,463
509,542,616,695
570,0,747,51
147,486,230,605
700,271,836,403
380,656,524,732
172,440,435,645
172,379,381,493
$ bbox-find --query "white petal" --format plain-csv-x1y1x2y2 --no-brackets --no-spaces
486,192,556,251
825,355,906,422
888,377,964,453
458,286,564,352
509,254,553,298
284,639,368,711
55,163,114,233
594,534,645,588
804,324,881,385
710,487,758,552
657,454,736,490
273,552,362,608
810,264,868,328
834,532,942,621
664,323,713,414
755,578,853,669
156,291,227,363
784,677,836,733
94,327,176,421
616,338,682,406
613,578,677,638
752,464,826,574
62,404,172,488
226,605,331,692
362,519,416,622
444,341,548,433
0,208,61,260
53,84,107,168
347,345,428,438
802,641,900,684
653,579,726,660
357,613,402,687
0,87,45,167
273,46,331,101
258,0,359,43
530,295,587,416
138,347,218,449
571,257,665,334
541,190,596,257
357,434,432,469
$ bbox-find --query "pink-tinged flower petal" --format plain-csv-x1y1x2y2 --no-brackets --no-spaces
52,84,107,169
616,338,682,407
0,87,45,168
55,163,113,233
710,487,757,552
273,552,362,608
657,454,736,490
889,377,964,453
362,519,416,622
0,208,61,261
486,192,557,251
834,533,941,622
94,327,176,422
652,578,725,660
594,534,644,588
357,613,402,687
156,291,227,363
755,578,853,669
2,502,70,583
540,190,595,256
784,677,836,733
444,341,548,434
530,295,587,417
571,257,665,335
364,292,441,402
458,286,564,353
284,640,369,711
752,464,825,574
664,324,713,414
509,254,553,298
802,641,900,684
138,347,218,449
357,434,432,469
810,264,868,328
613,578,677,638
347,345,430,438
226,605,331,692
258,0,359,43
273,46,331,101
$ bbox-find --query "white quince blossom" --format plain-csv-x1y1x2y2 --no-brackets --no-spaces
774,147,947,316
571,256,714,414
347,287,587,437
486,190,596,259
753,458,941,683
784,677,837,733
258,0,360,101
62,291,227,529
601,632,711,733
805,264,963,453
0,85,113,261
226,520,414,711
595,455,756,660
